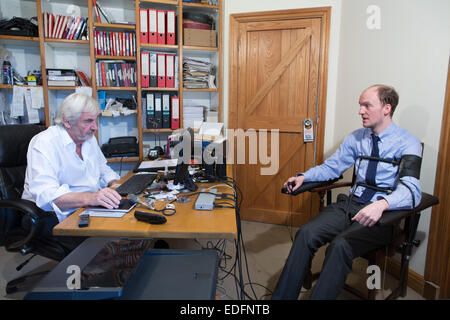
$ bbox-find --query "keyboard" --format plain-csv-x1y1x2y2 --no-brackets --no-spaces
115,173,157,196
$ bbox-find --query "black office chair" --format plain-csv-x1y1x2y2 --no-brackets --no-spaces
0,124,69,294
283,155,439,300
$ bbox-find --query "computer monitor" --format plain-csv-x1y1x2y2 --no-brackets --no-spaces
202,137,227,181
173,128,197,191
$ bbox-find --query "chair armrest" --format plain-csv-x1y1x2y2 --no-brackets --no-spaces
378,192,439,226
0,199,47,221
311,181,353,193
0,199,47,250
281,177,342,196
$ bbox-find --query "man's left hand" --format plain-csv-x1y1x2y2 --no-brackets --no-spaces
352,199,389,227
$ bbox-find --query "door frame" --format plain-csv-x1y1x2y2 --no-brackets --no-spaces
228,7,331,179
424,57,450,299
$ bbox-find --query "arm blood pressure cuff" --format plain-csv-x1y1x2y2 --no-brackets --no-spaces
399,155,422,180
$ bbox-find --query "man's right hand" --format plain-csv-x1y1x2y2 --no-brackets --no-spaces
283,175,305,193
90,188,122,209
53,188,122,211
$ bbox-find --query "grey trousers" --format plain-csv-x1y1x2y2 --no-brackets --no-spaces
272,194,393,300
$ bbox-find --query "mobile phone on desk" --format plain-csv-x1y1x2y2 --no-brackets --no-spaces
78,213,90,228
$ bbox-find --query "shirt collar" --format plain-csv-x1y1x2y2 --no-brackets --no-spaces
56,125,75,147
370,121,397,143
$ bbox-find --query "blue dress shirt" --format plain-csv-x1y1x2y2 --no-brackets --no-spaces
301,122,422,210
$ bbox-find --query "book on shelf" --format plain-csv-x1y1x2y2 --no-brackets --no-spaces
92,0,102,23
96,0,112,24
47,75,77,81
95,31,136,57
48,13,53,38
46,68,76,76
71,17,84,40
43,13,88,40
56,16,67,39
95,61,136,87
79,18,89,40
98,90,106,110
48,80,77,86
52,15,61,38
67,16,80,40
75,71,92,86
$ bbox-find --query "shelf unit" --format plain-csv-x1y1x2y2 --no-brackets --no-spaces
103,0,223,162
0,0,222,165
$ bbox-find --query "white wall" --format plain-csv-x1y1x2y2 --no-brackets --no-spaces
223,0,450,276
334,0,450,275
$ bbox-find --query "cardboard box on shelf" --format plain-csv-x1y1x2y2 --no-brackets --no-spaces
184,28,216,47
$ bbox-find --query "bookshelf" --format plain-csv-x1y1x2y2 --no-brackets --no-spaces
136,0,222,162
0,0,222,165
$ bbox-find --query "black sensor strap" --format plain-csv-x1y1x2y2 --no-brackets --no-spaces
398,155,422,180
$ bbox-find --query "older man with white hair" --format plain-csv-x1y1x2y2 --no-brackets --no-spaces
22,93,121,247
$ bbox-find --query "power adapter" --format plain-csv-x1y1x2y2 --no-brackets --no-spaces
195,188,217,210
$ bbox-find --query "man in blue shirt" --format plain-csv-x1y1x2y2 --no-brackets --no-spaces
272,84,422,300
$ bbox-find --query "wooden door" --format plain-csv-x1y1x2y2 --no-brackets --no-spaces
229,8,331,226
424,58,450,299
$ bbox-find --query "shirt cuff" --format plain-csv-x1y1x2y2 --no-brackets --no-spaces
298,172,310,182
101,172,121,188
377,194,405,211
50,201,75,222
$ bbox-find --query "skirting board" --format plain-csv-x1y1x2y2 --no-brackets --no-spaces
386,257,425,296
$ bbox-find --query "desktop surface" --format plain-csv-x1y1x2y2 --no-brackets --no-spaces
53,181,237,240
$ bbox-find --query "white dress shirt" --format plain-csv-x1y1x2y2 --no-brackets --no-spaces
22,125,120,222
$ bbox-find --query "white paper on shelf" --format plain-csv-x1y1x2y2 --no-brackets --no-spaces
11,86,24,118
30,87,44,109
0,91,6,113
121,108,135,116
24,88,39,123
199,122,223,136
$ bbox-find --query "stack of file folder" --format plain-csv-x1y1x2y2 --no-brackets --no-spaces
183,58,215,89
183,105,204,129
47,69,77,86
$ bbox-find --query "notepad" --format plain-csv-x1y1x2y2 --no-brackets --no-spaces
135,158,178,172
84,211,128,218
86,199,136,213
199,122,223,136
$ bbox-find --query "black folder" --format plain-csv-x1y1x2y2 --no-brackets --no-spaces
162,93,171,129
145,93,156,129
154,93,163,128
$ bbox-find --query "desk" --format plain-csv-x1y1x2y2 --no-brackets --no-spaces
53,175,238,240
45,173,239,300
